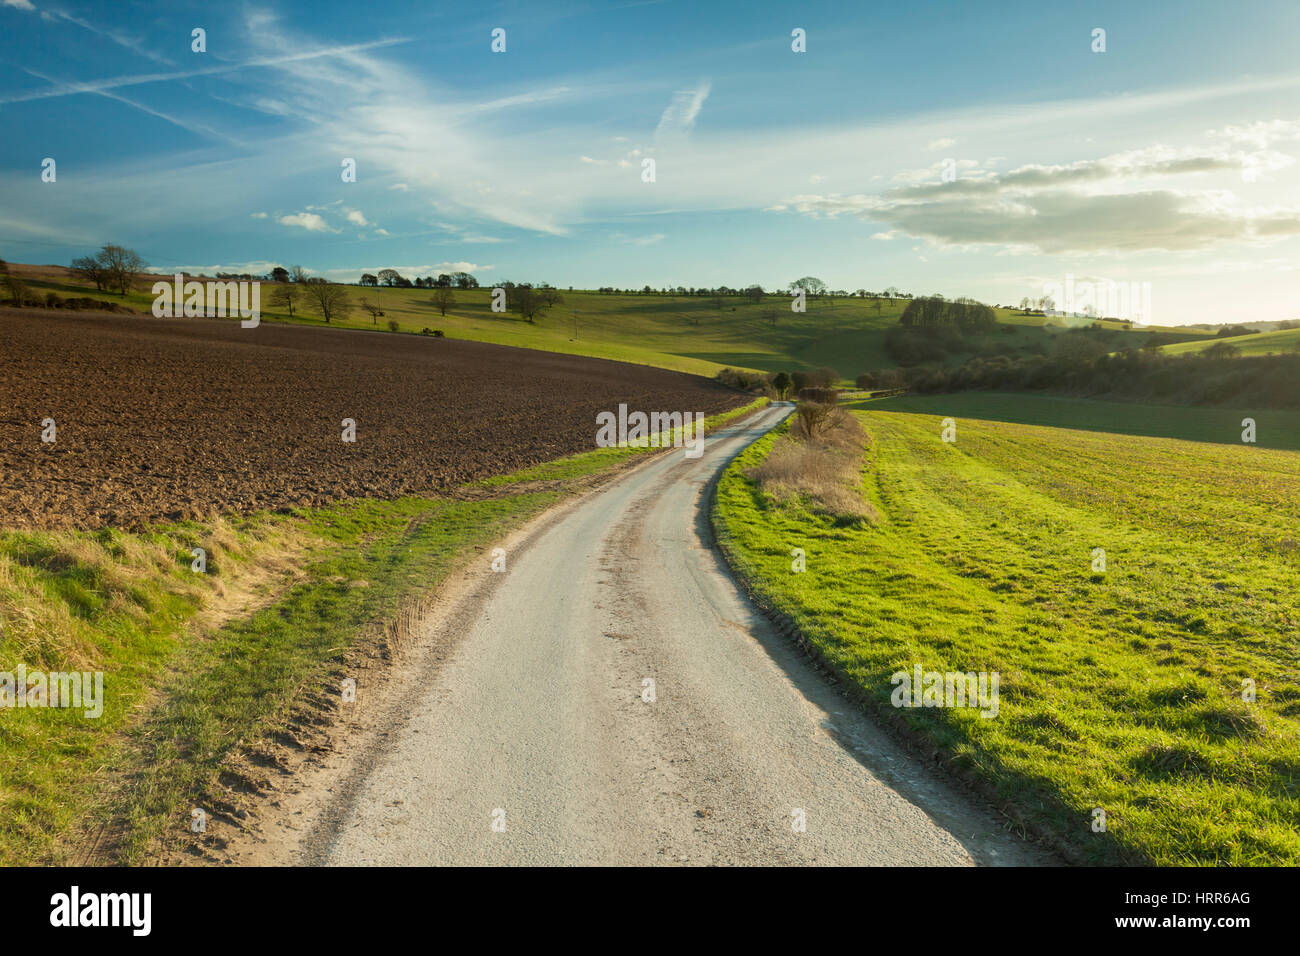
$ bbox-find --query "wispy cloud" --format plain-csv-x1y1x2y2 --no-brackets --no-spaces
655,79,710,141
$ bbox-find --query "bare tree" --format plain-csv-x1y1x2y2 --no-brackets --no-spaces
269,284,299,317
302,283,352,323
290,264,309,284
69,255,108,291
431,287,456,316
358,297,385,325
97,244,147,295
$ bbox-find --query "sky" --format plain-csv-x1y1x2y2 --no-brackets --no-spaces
2,0,1299,325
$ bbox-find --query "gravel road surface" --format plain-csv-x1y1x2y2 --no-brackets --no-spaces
319,404,1049,865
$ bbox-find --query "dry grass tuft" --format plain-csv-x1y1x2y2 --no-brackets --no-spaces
749,406,876,524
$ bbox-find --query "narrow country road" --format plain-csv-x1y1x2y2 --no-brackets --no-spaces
312,404,1049,866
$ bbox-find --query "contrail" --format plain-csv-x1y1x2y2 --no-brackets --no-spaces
0,37,411,105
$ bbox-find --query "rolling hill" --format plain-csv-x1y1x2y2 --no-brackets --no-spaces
5,262,1217,382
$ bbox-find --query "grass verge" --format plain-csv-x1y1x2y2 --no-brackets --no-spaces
713,397,1300,865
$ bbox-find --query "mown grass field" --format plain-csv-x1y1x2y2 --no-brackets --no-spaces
11,264,1212,381
1159,326,1300,357
0,398,765,864
714,394,1300,865
857,392,1300,451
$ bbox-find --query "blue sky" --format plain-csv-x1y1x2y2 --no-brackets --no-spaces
2,0,1299,324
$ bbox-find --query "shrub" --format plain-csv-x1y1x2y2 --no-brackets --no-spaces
715,367,767,392
793,399,838,439
796,387,841,405
5,274,27,306
387,319,400,332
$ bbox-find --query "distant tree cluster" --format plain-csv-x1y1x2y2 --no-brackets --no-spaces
900,295,997,333
902,343,1300,408
361,270,479,289
69,244,147,296
495,281,562,322
714,365,840,399
583,281,913,302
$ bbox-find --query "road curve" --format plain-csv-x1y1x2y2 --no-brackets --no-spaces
320,404,1049,866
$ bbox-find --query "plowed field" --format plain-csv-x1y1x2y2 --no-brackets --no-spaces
0,309,746,529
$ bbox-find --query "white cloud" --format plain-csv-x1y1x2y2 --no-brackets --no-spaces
250,211,268,219
926,137,956,151
316,261,490,281
1208,118,1300,149
769,141,1300,254
893,158,982,184
171,260,286,276
388,182,409,191
346,209,371,226
279,212,336,233
4,0,36,10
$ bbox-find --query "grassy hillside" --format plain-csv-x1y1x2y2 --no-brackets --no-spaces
1159,326,1300,357
715,394,1300,865
9,264,1209,381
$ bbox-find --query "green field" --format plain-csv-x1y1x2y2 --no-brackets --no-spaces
856,392,1300,451
715,393,1300,865
1159,326,1300,357
16,268,1210,381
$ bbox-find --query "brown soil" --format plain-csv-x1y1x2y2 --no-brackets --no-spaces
0,308,746,530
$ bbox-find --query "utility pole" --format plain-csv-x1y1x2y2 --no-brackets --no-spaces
572,309,579,340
